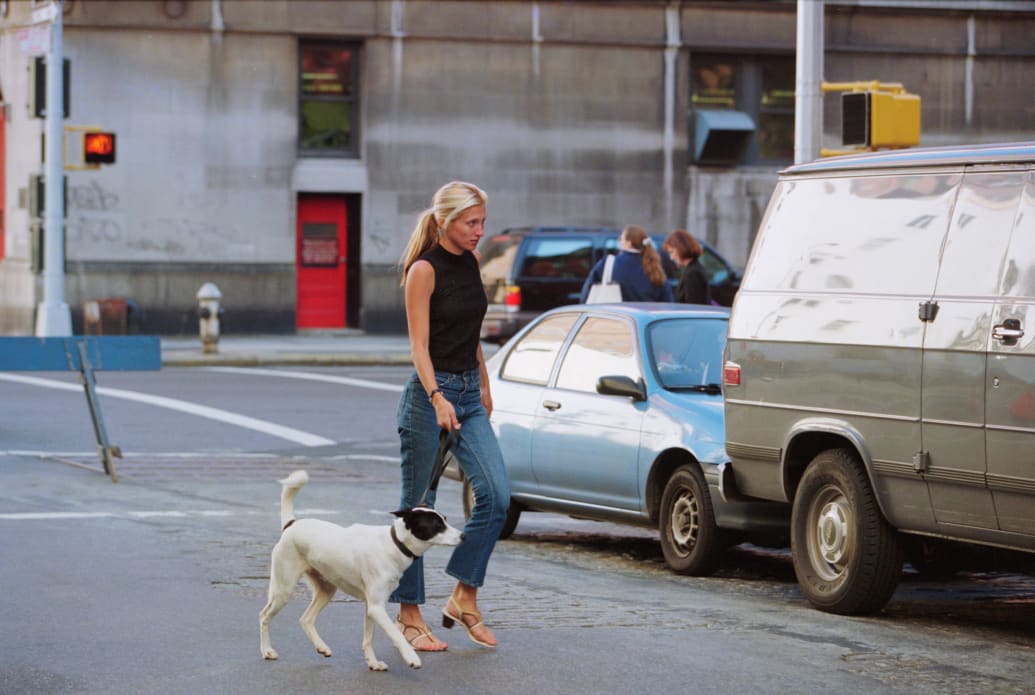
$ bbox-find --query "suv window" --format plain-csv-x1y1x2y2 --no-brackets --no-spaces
699,246,732,285
519,237,595,279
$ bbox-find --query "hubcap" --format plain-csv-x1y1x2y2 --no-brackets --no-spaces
670,488,699,553
808,485,853,582
817,501,848,564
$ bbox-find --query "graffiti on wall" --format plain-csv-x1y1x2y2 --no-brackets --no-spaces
66,180,250,259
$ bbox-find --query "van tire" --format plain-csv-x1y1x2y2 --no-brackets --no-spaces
791,448,904,615
462,477,522,540
659,465,725,576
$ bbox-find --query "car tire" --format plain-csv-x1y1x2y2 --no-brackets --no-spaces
791,448,904,615
659,465,725,576
462,477,522,540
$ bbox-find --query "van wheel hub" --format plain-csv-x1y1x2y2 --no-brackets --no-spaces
670,489,700,552
814,494,851,569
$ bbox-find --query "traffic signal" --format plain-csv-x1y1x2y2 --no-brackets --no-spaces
83,132,116,165
841,89,920,149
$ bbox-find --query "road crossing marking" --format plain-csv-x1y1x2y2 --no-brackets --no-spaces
0,373,335,447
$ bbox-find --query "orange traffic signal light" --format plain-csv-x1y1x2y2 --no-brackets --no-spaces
83,132,116,165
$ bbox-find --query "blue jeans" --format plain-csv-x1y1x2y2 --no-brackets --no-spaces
390,368,511,605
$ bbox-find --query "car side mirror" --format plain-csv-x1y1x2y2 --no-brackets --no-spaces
596,375,646,401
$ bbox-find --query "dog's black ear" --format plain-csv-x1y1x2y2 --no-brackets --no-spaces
391,509,411,518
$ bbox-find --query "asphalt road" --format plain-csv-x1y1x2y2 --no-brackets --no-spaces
2,365,1033,694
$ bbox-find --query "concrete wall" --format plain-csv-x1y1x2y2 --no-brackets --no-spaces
1,0,1033,335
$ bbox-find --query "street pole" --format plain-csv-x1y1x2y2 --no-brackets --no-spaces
794,0,824,165
36,0,72,337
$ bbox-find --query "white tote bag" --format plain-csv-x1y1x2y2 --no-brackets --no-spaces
586,254,622,303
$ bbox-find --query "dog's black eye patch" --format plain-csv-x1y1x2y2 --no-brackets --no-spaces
405,511,449,541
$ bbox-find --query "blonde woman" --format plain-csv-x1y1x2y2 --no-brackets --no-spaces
579,224,673,303
392,181,509,651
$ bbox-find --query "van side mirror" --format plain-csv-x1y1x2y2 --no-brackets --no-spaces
596,375,647,401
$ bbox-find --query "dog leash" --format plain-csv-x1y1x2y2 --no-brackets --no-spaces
416,428,461,508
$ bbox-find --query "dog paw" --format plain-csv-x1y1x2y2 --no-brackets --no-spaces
407,658,422,670
261,648,279,661
316,645,332,658
367,660,388,671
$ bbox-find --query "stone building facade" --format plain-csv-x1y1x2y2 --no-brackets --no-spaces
1,0,1032,334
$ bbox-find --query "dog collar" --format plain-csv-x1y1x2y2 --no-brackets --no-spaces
390,525,417,559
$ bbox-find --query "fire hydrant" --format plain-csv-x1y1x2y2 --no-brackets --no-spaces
196,283,223,354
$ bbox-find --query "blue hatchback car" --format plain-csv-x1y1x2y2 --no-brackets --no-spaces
464,303,787,576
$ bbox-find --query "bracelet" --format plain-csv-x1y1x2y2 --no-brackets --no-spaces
428,388,443,402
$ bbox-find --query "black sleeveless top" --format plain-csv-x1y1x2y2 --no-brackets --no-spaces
418,245,487,373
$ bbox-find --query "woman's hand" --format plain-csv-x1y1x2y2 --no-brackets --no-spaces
433,393,461,431
480,385,493,417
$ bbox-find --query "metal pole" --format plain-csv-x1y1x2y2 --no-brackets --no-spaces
793,0,824,165
36,0,72,336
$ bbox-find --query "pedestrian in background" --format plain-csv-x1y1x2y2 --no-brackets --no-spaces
663,229,712,305
580,224,673,303
393,180,510,651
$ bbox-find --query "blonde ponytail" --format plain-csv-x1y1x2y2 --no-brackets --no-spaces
399,210,440,286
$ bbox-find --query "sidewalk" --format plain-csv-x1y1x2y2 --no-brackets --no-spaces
161,332,500,367
161,331,414,367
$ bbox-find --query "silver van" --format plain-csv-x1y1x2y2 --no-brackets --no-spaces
722,142,1035,615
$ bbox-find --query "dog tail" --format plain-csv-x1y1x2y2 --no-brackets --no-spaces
278,470,309,531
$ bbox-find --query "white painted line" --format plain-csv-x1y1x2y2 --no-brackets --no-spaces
0,512,115,520
328,454,400,463
0,374,335,447
0,508,349,522
4,451,284,459
204,366,405,393
2,450,401,462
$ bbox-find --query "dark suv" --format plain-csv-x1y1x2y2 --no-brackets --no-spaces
478,225,741,343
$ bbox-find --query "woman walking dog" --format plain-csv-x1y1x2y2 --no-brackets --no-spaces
392,180,510,651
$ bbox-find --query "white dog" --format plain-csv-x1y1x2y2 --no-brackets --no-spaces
259,470,464,671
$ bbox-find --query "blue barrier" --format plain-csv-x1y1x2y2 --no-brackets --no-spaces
0,336,162,482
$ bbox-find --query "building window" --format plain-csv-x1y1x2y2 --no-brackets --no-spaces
299,41,359,157
690,54,795,164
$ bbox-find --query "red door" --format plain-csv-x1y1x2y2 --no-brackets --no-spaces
296,194,347,329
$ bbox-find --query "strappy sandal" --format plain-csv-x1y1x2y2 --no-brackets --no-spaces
395,619,448,652
441,597,496,648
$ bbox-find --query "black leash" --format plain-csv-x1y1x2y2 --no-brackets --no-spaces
416,428,461,508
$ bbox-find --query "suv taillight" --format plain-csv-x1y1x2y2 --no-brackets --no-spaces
723,362,741,387
504,285,521,307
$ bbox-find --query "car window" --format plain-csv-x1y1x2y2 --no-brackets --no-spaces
554,317,639,393
479,231,523,286
499,313,578,384
519,237,594,279
647,318,728,389
698,246,730,284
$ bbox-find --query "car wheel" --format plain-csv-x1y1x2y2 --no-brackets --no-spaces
462,477,522,540
659,465,725,576
791,448,904,615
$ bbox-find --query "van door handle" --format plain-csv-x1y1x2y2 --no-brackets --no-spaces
542,400,561,411
993,319,1024,345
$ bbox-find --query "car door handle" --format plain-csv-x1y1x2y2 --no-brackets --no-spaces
993,319,1024,344
542,400,561,411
